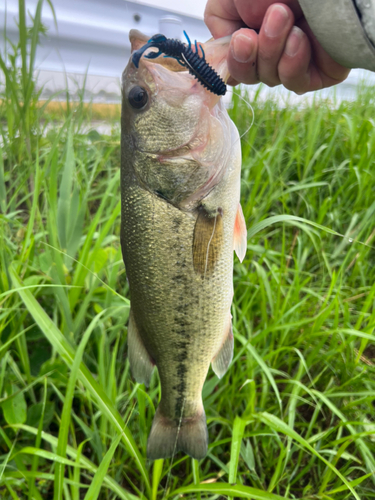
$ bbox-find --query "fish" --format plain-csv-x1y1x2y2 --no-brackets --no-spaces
120,29,247,460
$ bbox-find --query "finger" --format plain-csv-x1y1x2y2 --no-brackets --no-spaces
298,18,351,86
204,0,244,38
257,4,295,87
278,27,313,93
227,28,259,85
278,25,351,94
227,76,240,86
234,0,303,29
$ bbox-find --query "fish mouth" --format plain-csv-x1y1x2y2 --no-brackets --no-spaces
129,30,231,82
138,35,231,108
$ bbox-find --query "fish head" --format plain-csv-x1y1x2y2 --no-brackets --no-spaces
121,30,236,208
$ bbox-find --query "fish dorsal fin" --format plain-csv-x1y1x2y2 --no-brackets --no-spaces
234,203,247,262
193,207,223,277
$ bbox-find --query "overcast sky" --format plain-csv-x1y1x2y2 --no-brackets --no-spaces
134,0,206,19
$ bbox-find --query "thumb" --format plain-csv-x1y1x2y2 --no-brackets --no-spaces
204,0,244,38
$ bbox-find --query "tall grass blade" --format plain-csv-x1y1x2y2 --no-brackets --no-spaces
18,0,27,98
171,483,293,499
28,378,48,500
28,0,44,83
54,312,104,500
151,459,163,500
82,430,123,500
0,144,6,212
228,416,246,495
57,124,74,252
192,459,201,500
9,267,151,495
10,424,140,500
256,412,360,500
247,214,343,240
2,384,27,425
235,332,282,409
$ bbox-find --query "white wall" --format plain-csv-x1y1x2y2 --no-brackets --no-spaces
0,0,210,102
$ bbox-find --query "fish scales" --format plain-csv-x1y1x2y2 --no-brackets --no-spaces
121,30,246,459
121,175,235,412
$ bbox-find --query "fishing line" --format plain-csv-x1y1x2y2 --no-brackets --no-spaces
40,242,129,304
159,86,256,479
232,87,255,142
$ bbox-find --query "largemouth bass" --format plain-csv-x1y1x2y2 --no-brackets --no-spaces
121,30,247,460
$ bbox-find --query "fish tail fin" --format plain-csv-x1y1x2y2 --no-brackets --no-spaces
147,404,208,460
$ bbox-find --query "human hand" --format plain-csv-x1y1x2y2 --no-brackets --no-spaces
204,0,351,93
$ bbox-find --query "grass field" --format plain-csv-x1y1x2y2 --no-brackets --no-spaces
2,2,375,499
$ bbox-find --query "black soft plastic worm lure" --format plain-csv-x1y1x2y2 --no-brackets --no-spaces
132,31,227,96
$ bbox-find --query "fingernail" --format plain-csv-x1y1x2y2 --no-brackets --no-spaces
265,5,289,38
285,27,303,57
232,34,254,63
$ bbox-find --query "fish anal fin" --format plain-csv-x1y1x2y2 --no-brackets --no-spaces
193,206,224,277
211,317,234,378
234,203,247,262
147,405,208,460
127,310,155,387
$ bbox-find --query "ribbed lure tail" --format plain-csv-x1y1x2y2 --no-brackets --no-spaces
147,405,208,460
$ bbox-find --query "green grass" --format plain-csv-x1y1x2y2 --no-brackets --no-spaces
2,2,375,498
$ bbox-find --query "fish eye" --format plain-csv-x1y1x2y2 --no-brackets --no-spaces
128,86,148,109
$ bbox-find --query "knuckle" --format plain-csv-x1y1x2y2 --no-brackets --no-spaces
235,71,258,85
282,75,308,94
326,67,350,83
264,80,279,88
203,1,215,27
279,61,309,93
243,74,260,85
229,62,259,85
235,0,265,28
285,83,305,94
203,11,211,26
258,68,280,87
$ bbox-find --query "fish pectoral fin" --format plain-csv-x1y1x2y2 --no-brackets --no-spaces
127,309,155,387
211,317,234,379
234,203,247,263
147,405,208,460
193,206,224,277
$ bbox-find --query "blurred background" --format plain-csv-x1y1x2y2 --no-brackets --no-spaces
0,0,210,105
1,0,375,107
